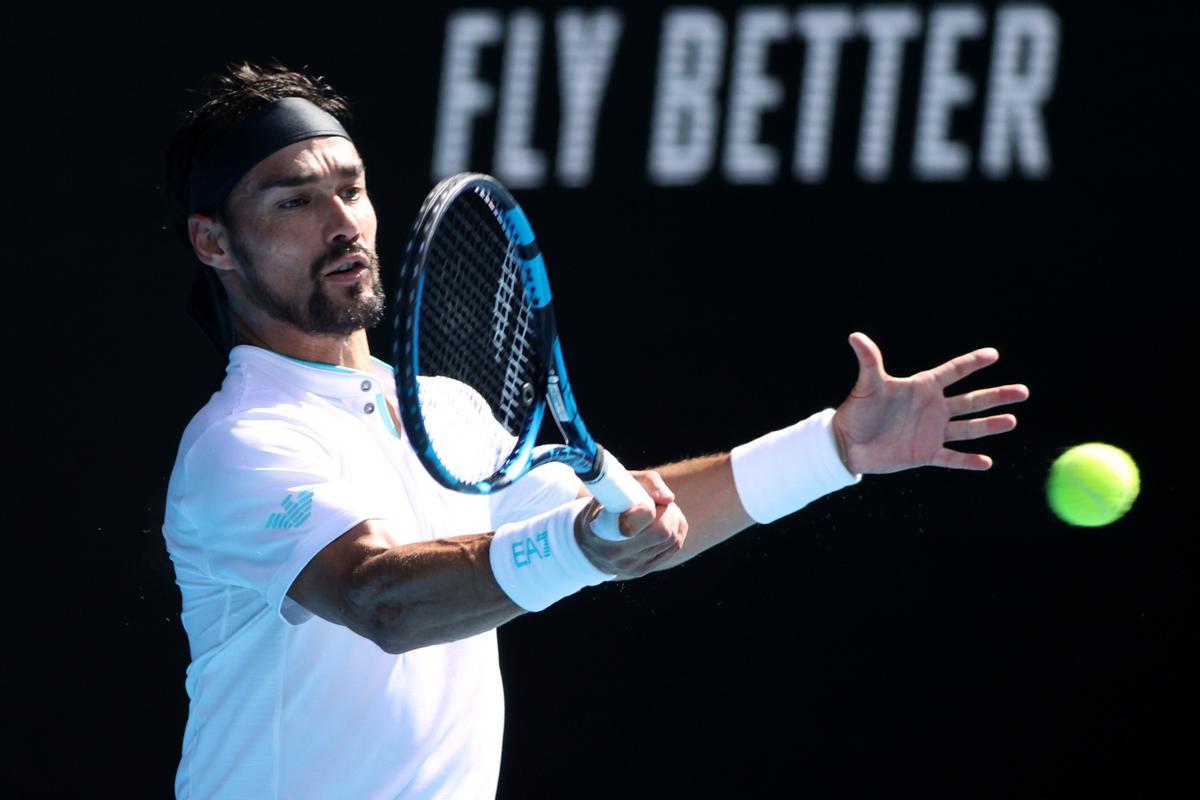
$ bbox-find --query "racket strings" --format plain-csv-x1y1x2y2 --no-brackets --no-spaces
416,189,543,483
416,376,518,484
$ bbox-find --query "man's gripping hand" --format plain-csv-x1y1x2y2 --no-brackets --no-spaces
576,471,688,579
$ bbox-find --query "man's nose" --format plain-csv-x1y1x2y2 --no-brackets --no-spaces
325,195,362,242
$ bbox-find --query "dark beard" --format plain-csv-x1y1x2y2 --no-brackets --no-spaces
231,234,386,336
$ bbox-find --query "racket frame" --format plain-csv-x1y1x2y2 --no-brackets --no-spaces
394,172,608,496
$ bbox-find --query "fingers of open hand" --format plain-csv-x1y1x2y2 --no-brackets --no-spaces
930,347,1000,389
946,413,1017,442
947,384,1030,417
931,448,994,471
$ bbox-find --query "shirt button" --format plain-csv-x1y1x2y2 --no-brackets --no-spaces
361,380,372,392
364,402,375,414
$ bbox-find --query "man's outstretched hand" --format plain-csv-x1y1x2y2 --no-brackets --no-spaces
832,332,1030,475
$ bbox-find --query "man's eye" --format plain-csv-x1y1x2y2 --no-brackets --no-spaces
279,197,307,209
343,186,363,201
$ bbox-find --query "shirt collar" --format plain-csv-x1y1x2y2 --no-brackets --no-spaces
228,344,395,402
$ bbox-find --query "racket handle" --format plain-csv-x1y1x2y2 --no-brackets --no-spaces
586,449,655,542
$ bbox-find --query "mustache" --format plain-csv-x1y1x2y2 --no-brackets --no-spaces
311,242,378,278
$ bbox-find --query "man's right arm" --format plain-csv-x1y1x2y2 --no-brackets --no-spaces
184,411,684,653
289,482,687,655
288,520,523,654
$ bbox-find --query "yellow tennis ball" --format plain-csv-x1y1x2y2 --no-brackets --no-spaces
1046,443,1140,526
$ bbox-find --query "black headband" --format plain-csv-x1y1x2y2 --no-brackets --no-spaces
186,96,351,214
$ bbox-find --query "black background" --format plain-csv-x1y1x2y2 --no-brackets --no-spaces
12,2,1194,797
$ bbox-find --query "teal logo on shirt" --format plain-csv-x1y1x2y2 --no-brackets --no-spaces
512,531,551,567
265,491,313,529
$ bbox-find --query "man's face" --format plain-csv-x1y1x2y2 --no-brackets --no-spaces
221,136,384,336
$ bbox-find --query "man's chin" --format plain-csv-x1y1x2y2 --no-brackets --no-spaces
310,282,385,333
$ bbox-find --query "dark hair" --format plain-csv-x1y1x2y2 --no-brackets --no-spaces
163,61,353,247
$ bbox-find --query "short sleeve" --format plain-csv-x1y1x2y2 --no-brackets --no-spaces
172,415,390,625
488,462,585,528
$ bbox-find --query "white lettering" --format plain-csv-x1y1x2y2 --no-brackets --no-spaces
912,5,986,180
648,9,727,185
432,3,1062,187
495,10,547,187
981,4,1060,178
723,7,790,184
857,5,922,181
556,9,625,186
431,11,504,180
793,6,856,182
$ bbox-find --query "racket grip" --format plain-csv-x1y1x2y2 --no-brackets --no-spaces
585,450,655,542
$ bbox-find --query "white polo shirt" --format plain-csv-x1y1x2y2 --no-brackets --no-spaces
163,345,583,799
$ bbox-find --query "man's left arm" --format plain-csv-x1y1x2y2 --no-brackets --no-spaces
644,453,753,569
578,332,1030,571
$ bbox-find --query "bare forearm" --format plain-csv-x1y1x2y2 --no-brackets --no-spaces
649,453,754,570
348,533,524,653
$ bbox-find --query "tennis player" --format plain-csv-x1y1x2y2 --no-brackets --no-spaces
162,62,1028,799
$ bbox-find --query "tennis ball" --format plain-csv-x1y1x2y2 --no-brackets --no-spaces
1046,443,1140,527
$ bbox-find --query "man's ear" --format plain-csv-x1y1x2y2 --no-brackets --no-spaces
188,213,235,272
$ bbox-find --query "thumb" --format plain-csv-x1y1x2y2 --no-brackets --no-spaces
633,469,675,506
848,332,885,388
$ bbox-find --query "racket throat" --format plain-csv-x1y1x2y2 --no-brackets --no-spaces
545,370,606,481
545,373,572,424
576,443,608,484
545,338,580,428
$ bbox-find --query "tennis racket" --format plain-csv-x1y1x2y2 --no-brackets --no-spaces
392,172,652,541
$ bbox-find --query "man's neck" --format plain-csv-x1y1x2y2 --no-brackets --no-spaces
235,318,375,372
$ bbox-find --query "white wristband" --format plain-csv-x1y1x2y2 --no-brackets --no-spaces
489,498,613,612
730,408,862,524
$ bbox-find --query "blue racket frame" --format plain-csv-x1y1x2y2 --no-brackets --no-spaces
393,172,605,495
